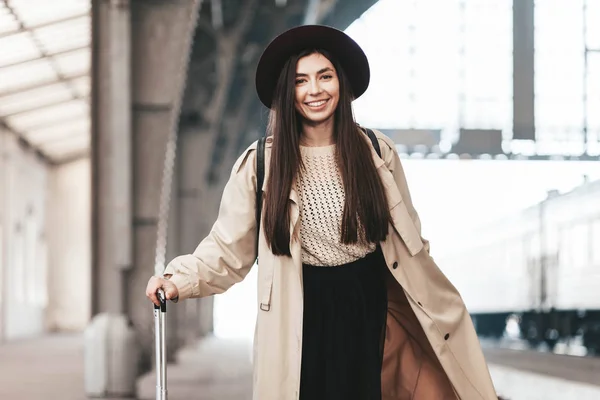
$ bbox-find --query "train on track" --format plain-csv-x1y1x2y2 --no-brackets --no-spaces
438,177,600,354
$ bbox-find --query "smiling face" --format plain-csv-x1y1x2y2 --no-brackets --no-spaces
294,52,340,126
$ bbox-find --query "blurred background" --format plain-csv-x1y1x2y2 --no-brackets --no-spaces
0,0,599,399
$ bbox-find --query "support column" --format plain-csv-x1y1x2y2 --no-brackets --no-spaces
128,0,201,371
175,126,215,340
91,0,132,318
91,0,202,376
513,0,535,141
166,128,209,348
88,1,136,396
164,139,185,355
0,129,7,343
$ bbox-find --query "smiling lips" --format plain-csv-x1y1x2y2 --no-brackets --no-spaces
305,99,329,109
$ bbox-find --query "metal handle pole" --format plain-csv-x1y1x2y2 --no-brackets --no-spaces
154,289,168,400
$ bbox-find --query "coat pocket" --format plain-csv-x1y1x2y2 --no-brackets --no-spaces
390,199,424,257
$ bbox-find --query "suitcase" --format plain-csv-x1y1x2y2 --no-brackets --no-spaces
154,289,168,400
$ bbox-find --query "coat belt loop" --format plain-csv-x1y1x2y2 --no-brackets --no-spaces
260,261,274,311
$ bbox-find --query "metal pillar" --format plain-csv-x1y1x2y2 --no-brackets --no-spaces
128,0,201,371
88,1,137,397
0,129,6,343
90,0,132,318
91,0,201,376
513,0,535,141
175,126,215,340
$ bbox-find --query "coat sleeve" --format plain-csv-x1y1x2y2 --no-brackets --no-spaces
374,130,431,254
162,142,259,301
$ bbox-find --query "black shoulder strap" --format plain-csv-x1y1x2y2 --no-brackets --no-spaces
255,137,266,257
362,127,381,158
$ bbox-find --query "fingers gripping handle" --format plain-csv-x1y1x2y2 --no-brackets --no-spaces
154,288,167,312
154,289,167,400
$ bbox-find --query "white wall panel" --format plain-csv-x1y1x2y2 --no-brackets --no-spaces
0,129,48,341
46,157,91,332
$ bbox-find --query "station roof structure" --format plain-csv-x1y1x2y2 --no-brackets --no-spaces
0,0,90,163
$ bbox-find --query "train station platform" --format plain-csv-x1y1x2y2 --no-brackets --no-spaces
0,334,253,400
2,333,600,400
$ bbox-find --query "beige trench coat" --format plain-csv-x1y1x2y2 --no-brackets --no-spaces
164,129,499,400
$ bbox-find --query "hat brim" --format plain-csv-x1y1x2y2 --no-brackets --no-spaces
255,25,370,109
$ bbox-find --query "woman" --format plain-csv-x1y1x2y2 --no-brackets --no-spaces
146,25,500,400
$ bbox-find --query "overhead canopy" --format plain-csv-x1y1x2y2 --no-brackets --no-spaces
0,0,90,163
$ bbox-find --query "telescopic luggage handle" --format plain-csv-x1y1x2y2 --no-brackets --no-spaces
154,289,167,400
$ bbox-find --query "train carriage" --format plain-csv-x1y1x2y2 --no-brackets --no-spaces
437,179,600,353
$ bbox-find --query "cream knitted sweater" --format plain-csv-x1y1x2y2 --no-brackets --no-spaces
297,144,376,266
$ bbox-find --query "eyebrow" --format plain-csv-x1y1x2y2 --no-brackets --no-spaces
296,67,334,77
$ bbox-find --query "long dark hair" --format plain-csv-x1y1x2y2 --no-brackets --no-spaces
262,48,391,256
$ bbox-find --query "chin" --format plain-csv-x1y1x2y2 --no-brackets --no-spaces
302,111,335,124
306,117,333,126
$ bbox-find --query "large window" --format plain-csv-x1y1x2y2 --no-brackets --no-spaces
346,0,513,146
585,1,600,155
346,0,599,155
534,0,600,155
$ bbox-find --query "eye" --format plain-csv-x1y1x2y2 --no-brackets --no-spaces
295,78,306,85
321,74,333,80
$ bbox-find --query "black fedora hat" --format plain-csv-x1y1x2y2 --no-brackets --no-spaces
255,24,370,109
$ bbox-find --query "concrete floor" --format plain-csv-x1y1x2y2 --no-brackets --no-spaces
3,332,600,400
483,346,600,388
137,337,253,400
0,333,253,400
0,334,90,400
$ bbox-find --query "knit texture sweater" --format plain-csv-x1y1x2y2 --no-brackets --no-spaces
297,144,376,266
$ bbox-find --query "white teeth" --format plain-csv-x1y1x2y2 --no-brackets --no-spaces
307,100,327,107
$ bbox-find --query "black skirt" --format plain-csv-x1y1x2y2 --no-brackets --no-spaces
299,247,388,400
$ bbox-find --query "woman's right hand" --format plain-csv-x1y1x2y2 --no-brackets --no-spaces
145,275,179,306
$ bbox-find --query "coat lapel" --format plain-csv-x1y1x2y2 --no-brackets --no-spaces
371,147,403,211
370,145,424,257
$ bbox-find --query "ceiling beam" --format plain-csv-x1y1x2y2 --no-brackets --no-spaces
0,119,52,163
2,96,88,119
0,44,89,70
0,12,89,39
31,130,88,147
19,114,86,131
397,152,600,162
2,2,87,100
0,72,87,98
47,148,91,166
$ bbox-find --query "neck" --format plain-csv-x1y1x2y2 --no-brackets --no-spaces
300,118,335,147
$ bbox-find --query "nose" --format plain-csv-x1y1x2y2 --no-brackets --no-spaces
308,79,322,96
